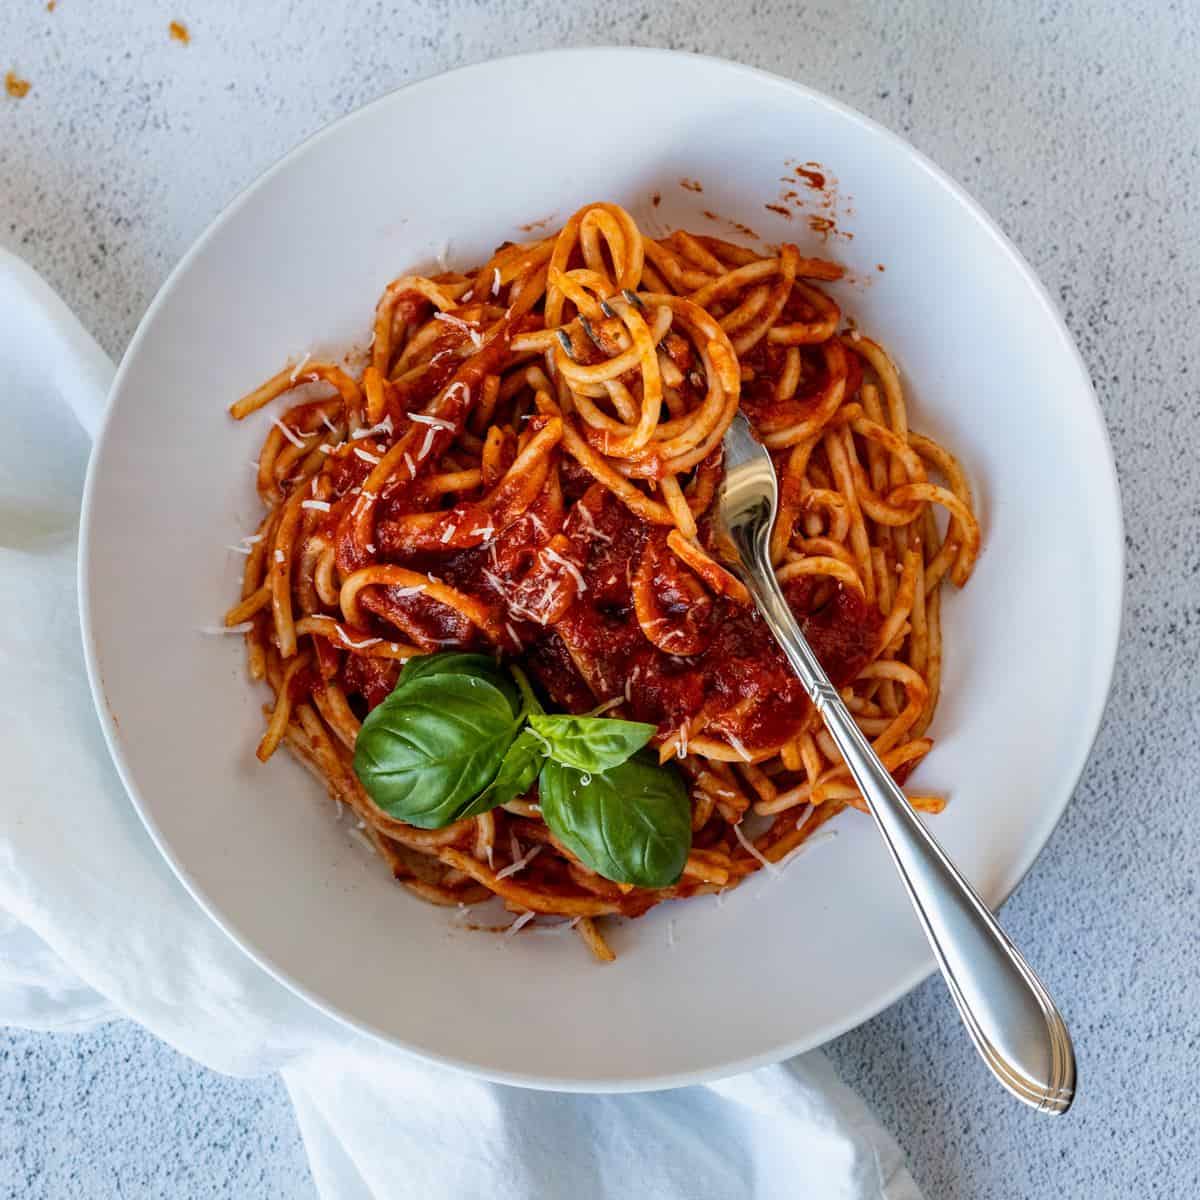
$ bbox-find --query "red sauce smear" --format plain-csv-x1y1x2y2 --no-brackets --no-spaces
795,164,826,189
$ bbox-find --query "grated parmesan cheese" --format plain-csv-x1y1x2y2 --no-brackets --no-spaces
226,544,253,556
273,419,306,449
491,267,501,296
289,352,312,383
391,585,426,598
544,547,586,593
321,412,339,435
199,622,254,635
481,568,510,596
301,499,332,512
733,822,780,876
723,730,753,762
574,502,612,544
404,452,417,477
351,415,394,440
274,549,285,563
504,910,536,937
353,447,381,465
338,630,382,650
432,311,484,348
495,844,542,881
440,525,456,544
407,411,455,430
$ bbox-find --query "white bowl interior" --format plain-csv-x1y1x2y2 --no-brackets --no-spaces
81,49,1121,1090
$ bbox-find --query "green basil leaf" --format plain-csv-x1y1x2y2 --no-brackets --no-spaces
398,651,519,716
539,753,691,887
508,664,544,717
461,728,546,818
528,713,656,773
353,674,519,827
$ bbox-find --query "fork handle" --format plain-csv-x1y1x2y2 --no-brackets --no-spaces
743,562,1076,1114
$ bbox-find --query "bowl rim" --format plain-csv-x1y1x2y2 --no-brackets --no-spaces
78,45,1125,1092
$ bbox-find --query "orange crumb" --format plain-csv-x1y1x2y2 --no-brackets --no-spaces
5,71,31,99
876,263,886,272
765,203,792,218
679,178,703,193
46,0,56,10
651,191,661,208
169,20,190,44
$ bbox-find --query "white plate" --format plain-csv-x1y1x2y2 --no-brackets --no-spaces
79,48,1122,1091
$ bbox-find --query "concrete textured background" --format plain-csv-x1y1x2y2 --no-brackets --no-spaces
2,1,1198,1196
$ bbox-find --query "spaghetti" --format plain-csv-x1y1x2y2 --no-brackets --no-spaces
227,202,980,961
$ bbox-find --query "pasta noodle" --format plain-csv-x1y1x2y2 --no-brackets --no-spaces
226,203,980,961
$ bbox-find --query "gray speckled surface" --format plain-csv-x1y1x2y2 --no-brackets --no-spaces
2,2,1197,1197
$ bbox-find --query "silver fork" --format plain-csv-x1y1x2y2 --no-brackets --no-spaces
714,411,1075,1114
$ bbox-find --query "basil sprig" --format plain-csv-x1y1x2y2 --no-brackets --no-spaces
352,651,691,886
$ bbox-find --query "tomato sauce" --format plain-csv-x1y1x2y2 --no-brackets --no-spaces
367,474,878,753
335,317,880,752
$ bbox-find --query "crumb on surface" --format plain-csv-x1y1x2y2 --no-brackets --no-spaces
5,71,31,99
169,20,190,44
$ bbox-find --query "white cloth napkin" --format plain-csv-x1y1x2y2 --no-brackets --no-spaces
0,247,921,1200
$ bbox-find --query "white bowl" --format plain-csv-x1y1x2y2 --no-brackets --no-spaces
80,48,1122,1091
